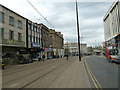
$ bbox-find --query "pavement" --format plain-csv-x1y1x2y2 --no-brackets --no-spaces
2,56,91,88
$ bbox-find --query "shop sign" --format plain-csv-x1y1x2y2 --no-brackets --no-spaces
32,43,40,47
45,48,48,50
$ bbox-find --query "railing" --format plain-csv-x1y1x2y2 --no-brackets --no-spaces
0,39,25,47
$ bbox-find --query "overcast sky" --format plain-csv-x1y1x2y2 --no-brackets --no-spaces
0,0,114,47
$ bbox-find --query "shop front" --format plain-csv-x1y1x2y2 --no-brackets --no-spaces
30,43,41,60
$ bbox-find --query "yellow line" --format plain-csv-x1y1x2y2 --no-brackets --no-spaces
88,65,102,88
84,60,98,88
84,59,102,89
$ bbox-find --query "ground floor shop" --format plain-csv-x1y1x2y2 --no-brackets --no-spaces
2,46,25,65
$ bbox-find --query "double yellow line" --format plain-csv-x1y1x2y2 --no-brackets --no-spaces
84,59,102,89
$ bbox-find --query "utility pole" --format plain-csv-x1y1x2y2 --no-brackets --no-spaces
76,0,81,61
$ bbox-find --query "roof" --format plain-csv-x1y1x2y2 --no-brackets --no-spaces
103,1,119,21
0,4,26,19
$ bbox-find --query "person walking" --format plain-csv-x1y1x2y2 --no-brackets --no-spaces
42,55,45,61
66,55,69,60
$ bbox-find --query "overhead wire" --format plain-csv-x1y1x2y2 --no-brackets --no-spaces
45,2,100,19
26,0,56,29
25,0,108,43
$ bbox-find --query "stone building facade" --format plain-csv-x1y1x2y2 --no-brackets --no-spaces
49,29,64,58
0,4,26,64
39,24,50,58
0,4,64,64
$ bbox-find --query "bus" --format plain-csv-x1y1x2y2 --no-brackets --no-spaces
105,34,120,63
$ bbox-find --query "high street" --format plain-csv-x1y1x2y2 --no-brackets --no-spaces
2,57,91,88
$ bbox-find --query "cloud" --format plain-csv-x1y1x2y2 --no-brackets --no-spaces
0,0,113,46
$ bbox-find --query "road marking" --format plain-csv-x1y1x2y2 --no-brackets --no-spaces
84,59,102,89
83,63,91,88
84,60,98,88
9,82,20,88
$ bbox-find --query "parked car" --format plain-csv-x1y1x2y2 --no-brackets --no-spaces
18,55,31,64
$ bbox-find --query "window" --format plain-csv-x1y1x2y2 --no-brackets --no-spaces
38,38,40,43
33,25,36,31
9,30,14,40
28,35,30,41
28,23,31,30
9,16,14,26
18,20,22,29
36,37,38,43
0,12,4,23
18,33,22,41
38,28,40,32
33,36,35,43
32,36,34,42
29,35,32,42
0,28,4,38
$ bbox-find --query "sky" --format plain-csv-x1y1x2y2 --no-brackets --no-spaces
0,0,115,47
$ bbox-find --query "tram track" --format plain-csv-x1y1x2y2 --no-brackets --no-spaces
3,59,60,76
3,59,65,85
19,59,74,89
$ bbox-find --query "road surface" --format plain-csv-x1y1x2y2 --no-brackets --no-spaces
85,55,119,88
2,56,91,88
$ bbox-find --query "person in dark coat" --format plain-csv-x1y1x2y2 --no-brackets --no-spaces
66,55,69,60
42,55,45,61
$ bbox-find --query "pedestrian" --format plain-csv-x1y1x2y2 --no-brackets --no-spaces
42,55,45,61
66,55,69,60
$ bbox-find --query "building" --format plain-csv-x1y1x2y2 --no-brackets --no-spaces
103,1,120,59
0,4,26,64
0,4,64,63
87,46,93,54
49,29,64,58
39,24,50,59
64,42,87,56
26,19,42,59
103,1,120,41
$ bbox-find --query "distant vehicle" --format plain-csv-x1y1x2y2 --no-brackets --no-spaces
32,58,39,61
18,55,33,64
105,34,120,63
32,55,41,61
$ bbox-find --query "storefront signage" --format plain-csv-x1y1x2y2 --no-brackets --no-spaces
45,48,48,50
32,43,40,47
